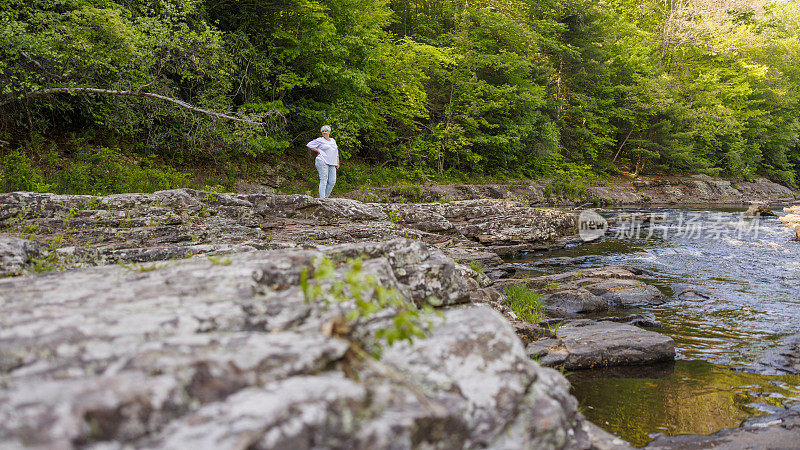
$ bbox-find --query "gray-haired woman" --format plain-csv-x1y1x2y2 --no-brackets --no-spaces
307,125,339,198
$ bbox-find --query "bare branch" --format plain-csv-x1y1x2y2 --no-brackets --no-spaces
606,127,635,171
19,51,62,80
0,87,281,127
232,58,252,99
135,77,159,93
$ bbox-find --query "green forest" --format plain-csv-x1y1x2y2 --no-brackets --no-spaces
2,0,800,194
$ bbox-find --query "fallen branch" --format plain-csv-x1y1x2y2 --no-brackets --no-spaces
0,87,281,127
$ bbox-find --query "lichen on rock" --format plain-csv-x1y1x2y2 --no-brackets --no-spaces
0,237,610,449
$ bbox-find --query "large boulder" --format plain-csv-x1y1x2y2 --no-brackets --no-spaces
0,239,612,449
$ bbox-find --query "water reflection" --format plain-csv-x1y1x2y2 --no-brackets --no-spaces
520,208,800,445
570,360,800,446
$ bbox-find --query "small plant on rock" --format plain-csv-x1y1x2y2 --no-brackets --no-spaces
118,261,163,272
62,208,77,227
78,197,107,211
300,256,438,357
549,320,564,334
30,235,66,273
387,209,403,224
207,254,232,266
505,285,545,323
469,261,484,274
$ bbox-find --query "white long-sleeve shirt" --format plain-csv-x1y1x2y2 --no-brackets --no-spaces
307,137,339,165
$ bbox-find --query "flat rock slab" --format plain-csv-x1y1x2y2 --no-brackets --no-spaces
582,278,668,308
501,265,668,316
541,288,608,315
0,191,578,277
528,320,675,370
645,408,800,450
750,333,800,375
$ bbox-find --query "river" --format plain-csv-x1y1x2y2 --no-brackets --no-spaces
515,207,800,446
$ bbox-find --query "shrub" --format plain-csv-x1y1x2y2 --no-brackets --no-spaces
544,178,588,200
47,147,188,195
0,151,50,192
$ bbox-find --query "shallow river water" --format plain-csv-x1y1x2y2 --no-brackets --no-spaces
515,207,800,445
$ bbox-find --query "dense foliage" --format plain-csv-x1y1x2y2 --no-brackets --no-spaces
2,0,800,193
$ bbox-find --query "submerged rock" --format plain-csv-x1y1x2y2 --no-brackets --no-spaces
671,285,711,301
752,333,800,375
645,407,800,450
621,313,661,328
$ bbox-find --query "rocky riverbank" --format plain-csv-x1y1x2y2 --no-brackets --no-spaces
0,238,630,449
343,175,798,206
494,265,675,370
0,190,577,276
0,190,677,375
1,189,793,448
0,190,637,449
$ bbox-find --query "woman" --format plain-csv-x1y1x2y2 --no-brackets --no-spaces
307,125,339,199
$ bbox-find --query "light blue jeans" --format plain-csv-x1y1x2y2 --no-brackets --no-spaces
315,157,337,198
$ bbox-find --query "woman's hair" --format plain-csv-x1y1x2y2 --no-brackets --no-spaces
320,125,332,133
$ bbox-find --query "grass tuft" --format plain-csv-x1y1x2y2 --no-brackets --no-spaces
505,285,545,323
